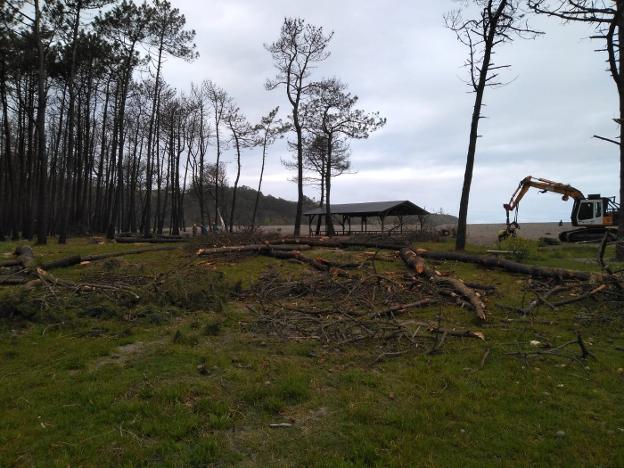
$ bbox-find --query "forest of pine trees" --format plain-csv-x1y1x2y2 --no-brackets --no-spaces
0,2,386,244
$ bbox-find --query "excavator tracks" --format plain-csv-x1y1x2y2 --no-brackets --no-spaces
559,227,617,243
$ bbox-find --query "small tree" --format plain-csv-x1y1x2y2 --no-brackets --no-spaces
303,78,386,235
265,17,333,236
251,107,290,230
446,0,539,250
302,134,351,235
203,80,229,228
225,105,256,232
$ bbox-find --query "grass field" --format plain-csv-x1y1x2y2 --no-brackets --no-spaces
1,237,623,466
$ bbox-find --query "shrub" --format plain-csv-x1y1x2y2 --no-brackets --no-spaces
498,236,538,262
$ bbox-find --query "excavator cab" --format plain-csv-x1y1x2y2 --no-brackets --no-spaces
573,197,603,226
572,195,617,227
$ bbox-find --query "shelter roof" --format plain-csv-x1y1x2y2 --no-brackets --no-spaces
303,200,429,217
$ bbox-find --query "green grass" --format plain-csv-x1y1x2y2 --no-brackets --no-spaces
1,238,624,465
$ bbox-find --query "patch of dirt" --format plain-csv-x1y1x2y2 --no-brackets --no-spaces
91,337,167,370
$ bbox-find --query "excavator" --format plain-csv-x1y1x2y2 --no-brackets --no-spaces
503,176,620,242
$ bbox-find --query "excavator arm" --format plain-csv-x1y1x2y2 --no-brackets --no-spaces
502,176,585,235
504,176,585,219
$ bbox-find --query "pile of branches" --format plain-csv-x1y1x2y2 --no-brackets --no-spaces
0,245,229,321
236,249,491,358
197,234,624,358
199,242,492,321
0,246,146,305
498,234,624,320
0,245,188,313
189,231,281,250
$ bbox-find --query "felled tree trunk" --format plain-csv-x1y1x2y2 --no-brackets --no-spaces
270,238,602,281
399,247,486,321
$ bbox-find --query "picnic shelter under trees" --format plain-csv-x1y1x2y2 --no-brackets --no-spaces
303,201,429,236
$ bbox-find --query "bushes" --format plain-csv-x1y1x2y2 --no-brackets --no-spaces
0,261,232,324
0,289,40,321
498,236,539,261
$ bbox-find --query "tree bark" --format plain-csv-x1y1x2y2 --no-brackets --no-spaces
324,133,335,235
143,32,165,238
456,0,507,251
229,128,242,232
252,135,268,230
617,4,624,259
34,0,48,245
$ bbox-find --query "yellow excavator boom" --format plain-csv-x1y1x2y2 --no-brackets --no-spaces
504,176,585,214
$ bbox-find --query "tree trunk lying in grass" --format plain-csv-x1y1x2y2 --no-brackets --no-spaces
269,237,407,250
399,248,487,321
416,250,597,281
0,277,27,285
2,246,63,287
198,244,346,272
36,246,180,270
0,245,181,286
263,248,329,271
196,244,311,256
270,237,603,281
115,237,186,244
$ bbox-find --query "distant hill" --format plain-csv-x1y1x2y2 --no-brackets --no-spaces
183,186,316,227
425,213,458,226
183,187,457,228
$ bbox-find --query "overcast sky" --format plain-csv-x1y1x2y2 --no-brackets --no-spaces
161,0,618,223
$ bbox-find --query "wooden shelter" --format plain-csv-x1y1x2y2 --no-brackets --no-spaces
303,200,429,235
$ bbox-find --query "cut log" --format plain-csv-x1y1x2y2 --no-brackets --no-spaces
418,250,596,281
270,238,407,250
0,245,182,288
197,244,314,256
399,247,486,321
116,237,185,244
196,244,328,271
41,246,180,270
14,246,35,269
197,244,267,256
270,238,601,281
269,244,312,251
41,255,82,270
263,248,329,271
0,277,27,285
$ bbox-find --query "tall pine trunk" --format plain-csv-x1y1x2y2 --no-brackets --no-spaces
455,0,506,251
34,0,48,245
143,32,165,238
252,136,268,230
324,134,334,236
229,131,242,232
617,6,624,259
